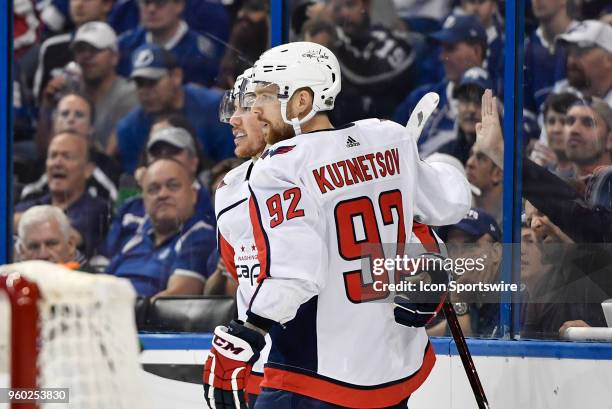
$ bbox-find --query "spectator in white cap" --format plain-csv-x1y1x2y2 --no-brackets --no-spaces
554,20,612,105
37,22,138,152
33,0,113,102
70,21,138,150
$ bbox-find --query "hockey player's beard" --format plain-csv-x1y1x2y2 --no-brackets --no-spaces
262,117,297,145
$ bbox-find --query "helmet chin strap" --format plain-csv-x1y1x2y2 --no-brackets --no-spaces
280,99,317,136
291,117,302,136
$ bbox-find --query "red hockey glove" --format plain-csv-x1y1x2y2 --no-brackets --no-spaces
203,320,266,409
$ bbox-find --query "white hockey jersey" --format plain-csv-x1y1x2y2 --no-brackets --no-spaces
246,119,471,408
214,160,272,395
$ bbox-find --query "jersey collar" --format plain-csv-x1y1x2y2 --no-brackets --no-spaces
146,20,188,50
535,20,579,52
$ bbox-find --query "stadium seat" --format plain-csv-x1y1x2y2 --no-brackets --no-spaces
142,296,237,332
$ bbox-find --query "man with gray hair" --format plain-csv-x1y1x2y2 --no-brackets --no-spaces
17,205,88,269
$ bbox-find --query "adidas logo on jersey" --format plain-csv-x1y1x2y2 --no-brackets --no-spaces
346,136,360,148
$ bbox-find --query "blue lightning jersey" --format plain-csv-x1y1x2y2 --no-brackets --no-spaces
115,84,234,174
117,21,221,87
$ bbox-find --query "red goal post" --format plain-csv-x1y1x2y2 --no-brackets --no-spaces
0,271,38,409
0,261,150,409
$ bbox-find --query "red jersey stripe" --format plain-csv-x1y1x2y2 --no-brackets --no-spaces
246,372,264,395
260,343,436,408
248,195,270,283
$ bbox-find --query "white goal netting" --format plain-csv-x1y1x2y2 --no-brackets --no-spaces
0,261,151,409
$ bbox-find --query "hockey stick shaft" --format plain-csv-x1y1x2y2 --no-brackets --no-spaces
442,301,490,409
407,92,486,404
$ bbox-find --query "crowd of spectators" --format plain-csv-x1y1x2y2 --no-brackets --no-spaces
10,0,612,340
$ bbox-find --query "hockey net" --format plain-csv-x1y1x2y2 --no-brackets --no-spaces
0,261,150,409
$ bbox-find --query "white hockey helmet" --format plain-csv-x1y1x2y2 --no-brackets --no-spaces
219,68,255,123
251,41,341,135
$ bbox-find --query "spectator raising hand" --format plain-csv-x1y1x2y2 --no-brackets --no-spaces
466,88,504,223
475,88,504,163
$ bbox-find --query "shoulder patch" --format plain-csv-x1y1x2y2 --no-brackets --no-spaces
261,145,296,159
197,35,215,57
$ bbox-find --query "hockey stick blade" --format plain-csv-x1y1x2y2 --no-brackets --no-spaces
407,92,440,221
405,92,440,142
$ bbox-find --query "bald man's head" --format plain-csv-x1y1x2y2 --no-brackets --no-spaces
142,158,197,235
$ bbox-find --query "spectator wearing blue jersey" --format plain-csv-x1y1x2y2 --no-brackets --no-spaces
107,0,141,35
107,0,230,44
41,0,231,42
116,0,220,87
99,119,216,263
108,44,234,174
437,67,493,165
523,0,578,114
455,0,504,94
394,15,487,158
106,158,216,297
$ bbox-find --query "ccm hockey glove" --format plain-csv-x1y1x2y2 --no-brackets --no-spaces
203,320,266,409
394,253,451,327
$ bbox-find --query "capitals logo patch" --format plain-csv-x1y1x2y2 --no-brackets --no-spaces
216,179,227,190
261,145,296,159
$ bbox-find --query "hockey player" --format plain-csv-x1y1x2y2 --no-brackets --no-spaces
203,42,471,409
204,69,270,409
